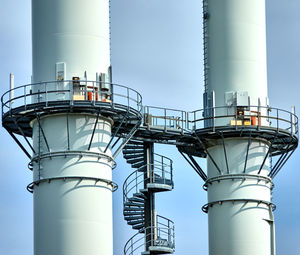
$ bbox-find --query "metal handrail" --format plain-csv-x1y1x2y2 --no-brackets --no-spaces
124,224,175,255
144,105,188,131
123,162,173,205
188,105,298,135
142,105,298,138
2,80,297,140
1,80,143,116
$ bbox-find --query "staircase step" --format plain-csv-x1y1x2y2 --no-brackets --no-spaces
124,215,144,221
128,197,145,203
132,162,145,168
124,145,144,150
137,166,147,172
123,211,144,216
123,149,144,154
126,157,144,164
124,206,145,212
133,193,147,199
123,153,144,160
127,140,144,145
124,207,144,212
132,223,145,230
128,220,144,226
124,202,145,208
126,201,144,207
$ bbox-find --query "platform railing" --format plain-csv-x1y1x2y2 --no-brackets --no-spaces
188,105,299,137
144,105,188,131
124,218,175,255
123,163,173,205
123,156,173,206
141,105,298,138
1,80,143,116
156,215,175,248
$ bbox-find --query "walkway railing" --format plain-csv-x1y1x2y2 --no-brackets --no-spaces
1,80,143,116
3,81,297,138
124,216,175,255
123,154,173,205
144,106,188,130
143,105,299,137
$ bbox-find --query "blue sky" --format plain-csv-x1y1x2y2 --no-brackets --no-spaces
0,0,299,254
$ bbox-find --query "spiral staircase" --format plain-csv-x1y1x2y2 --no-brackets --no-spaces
123,140,175,255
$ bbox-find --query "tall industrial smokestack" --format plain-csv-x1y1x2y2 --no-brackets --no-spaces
200,0,298,254
32,0,112,254
2,0,143,254
2,1,297,255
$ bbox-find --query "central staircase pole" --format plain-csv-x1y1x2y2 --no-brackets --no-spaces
144,142,156,253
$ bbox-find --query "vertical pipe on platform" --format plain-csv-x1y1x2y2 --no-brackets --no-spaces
9,73,14,108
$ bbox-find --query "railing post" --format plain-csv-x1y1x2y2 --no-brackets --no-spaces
164,108,167,131
173,225,175,248
171,161,173,185
257,105,260,130
38,89,40,103
235,106,237,131
70,81,74,105
212,106,215,131
291,106,296,136
181,111,183,129
162,157,165,182
45,82,48,106
84,81,87,100
9,73,14,111
168,220,171,245
92,82,95,106
276,109,279,132
127,88,130,110
185,111,187,130
24,85,27,110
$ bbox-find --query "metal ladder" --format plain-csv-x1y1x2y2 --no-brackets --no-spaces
203,0,209,93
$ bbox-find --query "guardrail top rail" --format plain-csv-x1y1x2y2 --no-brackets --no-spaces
124,225,175,255
1,80,143,116
123,163,173,202
188,105,299,137
141,105,298,139
144,105,188,131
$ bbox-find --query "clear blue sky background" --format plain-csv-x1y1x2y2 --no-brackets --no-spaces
0,0,299,254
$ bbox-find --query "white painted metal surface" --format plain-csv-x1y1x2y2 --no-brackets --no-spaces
205,0,268,107
31,114,114,255
204,1,275,254
32,0,110,83
30,0,114,254
207,139,273,255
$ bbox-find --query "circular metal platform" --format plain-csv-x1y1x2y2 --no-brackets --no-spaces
2,80,143,137
177,105,299,158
